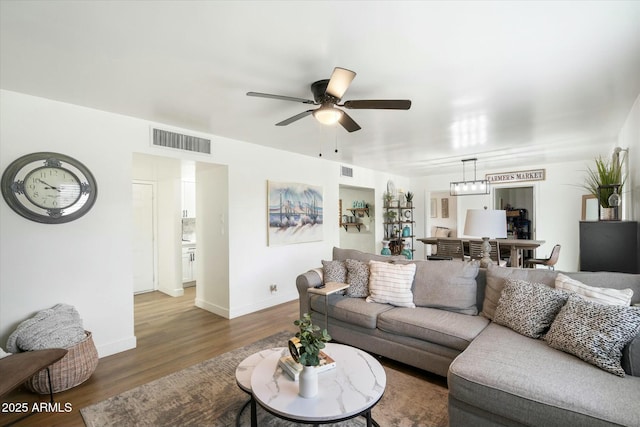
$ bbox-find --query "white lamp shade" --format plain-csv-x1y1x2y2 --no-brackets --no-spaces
464,209,507,238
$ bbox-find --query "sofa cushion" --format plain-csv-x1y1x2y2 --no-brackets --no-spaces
545,294,640,377
395,259,480,315
377,306,489,351
448,322,640,427
493,279,569,339
366,260,416,307
345,259,370,297
309,294,393,329
321,260,347,285
555,273,633,306
482,264,558,320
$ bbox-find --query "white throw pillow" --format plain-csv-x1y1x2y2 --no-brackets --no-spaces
366,260,416,308
555,273,633,306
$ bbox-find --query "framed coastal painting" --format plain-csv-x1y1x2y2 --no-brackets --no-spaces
268,181,324,246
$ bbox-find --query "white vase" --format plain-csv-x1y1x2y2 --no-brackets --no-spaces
298,365,318,398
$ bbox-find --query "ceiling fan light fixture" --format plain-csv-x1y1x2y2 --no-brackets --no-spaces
313,107,343,126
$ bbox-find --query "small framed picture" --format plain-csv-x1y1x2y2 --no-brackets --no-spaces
441,198,449,218
430,198,437,218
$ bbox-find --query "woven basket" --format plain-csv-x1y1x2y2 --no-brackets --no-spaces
25,330,99,394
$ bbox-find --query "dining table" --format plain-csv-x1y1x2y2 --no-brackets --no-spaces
417,237,545,268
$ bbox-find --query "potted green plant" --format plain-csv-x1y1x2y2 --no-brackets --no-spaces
292,313,331,398
383,191,394,208
405,191,414,208
583,156,624,220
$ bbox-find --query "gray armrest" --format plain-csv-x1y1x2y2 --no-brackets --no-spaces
296,269,323,318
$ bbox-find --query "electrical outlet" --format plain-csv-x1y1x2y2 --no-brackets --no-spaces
270,284,278,294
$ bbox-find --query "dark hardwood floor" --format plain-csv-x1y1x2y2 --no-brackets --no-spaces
1,287,299,426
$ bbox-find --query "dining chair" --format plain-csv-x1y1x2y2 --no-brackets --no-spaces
436,239,465,260
525,244,561,270
468,240,506,266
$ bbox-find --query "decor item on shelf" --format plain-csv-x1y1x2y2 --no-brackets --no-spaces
583,156,625,221
402,225,411,237
383,191,393,208
464,207,507,268
292,313,331,398
450,158,490,196
405,191,414,207
381,240,391,256
401,240,413,259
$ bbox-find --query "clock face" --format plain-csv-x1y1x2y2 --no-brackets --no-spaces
1,152,97,224
23,167,82,209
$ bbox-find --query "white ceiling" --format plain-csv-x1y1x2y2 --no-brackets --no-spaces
2,1,639,176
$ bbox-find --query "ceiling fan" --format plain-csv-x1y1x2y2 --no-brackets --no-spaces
247,67,411,132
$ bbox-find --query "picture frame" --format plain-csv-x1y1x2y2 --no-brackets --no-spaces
430,198,437,218
441,198,449,219
581,194,598,221
267,181,323,246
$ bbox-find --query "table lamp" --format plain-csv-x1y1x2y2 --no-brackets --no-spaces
464,208,507,267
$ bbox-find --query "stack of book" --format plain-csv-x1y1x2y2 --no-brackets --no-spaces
278,351,336,381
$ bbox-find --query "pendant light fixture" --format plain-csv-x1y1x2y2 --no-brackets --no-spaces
450,158,490,196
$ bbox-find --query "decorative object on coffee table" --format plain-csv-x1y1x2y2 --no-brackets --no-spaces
292,313,331,398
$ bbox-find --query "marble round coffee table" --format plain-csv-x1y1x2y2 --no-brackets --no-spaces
250,343,386,426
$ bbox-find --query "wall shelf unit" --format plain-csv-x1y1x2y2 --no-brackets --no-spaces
339,201,371,232
383,203,415,258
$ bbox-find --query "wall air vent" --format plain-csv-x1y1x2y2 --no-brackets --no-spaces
341,165,354,178
151,128,211,154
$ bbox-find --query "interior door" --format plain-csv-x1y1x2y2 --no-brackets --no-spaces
132,182,156,294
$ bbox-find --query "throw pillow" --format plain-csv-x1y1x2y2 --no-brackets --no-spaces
321,260,347,285
493,279,569,339
405,259,480,315
434,227,450,238
545,294,640,377
555,273,633,306
481,264,558,320
366,260,417,308
345,259,370,298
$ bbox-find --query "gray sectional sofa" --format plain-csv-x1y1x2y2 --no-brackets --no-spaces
295,247,640,427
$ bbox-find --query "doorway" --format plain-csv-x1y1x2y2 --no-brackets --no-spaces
494,186,535,239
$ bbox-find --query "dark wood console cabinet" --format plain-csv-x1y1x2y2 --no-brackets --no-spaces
579,221,639,273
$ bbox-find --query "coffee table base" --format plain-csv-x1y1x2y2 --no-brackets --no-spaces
250,397,381,427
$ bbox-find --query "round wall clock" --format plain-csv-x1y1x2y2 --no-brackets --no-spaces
1,152,97,224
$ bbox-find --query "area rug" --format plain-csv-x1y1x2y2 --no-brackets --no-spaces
81,331,448,426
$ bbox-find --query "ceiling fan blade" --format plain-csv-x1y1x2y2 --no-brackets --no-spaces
326,67,356,100
275,110,315,126
338,111,361,133
247,92,316,105
342,99,412,110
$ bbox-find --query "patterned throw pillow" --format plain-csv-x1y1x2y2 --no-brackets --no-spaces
321,260,347,285
345,259,370,298
493,279,569,339
366,260,417,308
545,294,640,376
555,273,633,306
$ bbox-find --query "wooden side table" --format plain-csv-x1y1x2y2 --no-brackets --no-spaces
0,348,68,424
307,281,350,330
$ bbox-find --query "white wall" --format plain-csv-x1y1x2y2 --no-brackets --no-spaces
618,94,640,221
0,90,407,356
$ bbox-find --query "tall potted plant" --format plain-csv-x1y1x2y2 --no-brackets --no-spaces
583,156,624,220
292,313,331,398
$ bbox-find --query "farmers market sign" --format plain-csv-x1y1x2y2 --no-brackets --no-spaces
485,169,545,184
